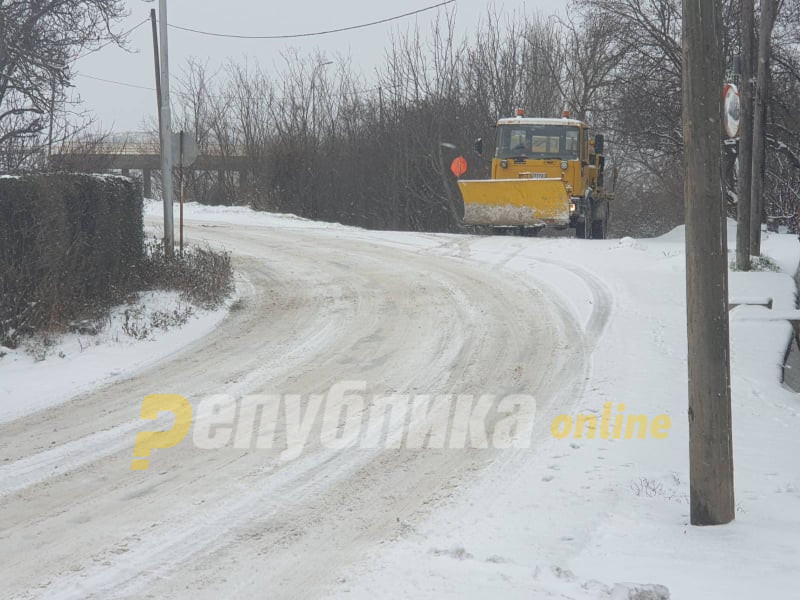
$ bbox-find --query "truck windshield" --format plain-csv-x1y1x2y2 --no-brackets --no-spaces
496,125,580,160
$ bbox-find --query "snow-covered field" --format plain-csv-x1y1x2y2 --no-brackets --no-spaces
1,203,798,599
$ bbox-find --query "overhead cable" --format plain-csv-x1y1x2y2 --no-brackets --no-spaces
167,0,455,40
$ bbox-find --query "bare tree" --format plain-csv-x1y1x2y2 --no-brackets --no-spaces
0,0,128,171
737,0,756,270
160,0,800,241
750,0,780,254
546,8,628,122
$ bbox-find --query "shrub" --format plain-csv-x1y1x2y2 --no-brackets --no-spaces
136,238,234,310
1,175,234,349
0,174,143,347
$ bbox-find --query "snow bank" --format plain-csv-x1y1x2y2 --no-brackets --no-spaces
143,198,353,230
0,289,235,425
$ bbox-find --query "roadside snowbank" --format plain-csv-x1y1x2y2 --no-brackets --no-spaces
0,289,235,425
143,198,353,230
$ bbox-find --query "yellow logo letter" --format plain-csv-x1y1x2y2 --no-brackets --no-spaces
131,394,193,471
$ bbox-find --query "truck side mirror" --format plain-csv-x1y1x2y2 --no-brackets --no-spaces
474,138,484,157
594,134,605,155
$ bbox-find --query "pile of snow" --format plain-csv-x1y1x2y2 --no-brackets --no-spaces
0,289,234,424
143,198,353,230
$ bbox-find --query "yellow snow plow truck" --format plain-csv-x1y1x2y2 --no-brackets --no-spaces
458,110,611,238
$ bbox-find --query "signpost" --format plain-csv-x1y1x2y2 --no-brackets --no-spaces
171,132,199,167
173,131,199,255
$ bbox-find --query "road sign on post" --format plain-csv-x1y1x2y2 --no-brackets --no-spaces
171,133,199,167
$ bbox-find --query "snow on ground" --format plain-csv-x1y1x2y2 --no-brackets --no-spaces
10,199,799,598
0,288,235,425
316,221,800,599
141,201,800,598
143,198,354,230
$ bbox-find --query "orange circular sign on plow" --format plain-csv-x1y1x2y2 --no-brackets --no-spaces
450,156,468,178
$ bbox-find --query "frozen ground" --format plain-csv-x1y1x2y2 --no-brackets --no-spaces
1,204,798,599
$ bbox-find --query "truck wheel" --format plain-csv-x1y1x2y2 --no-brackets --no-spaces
519,225,544,237
577,194,595,239
591,218,607,239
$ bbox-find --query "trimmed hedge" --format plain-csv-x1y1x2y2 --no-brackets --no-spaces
0,174,143,346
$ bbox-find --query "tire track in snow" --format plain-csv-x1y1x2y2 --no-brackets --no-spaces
3,224,602,599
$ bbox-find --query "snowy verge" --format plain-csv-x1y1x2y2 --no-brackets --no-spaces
0,286,239,425
143,198,354,230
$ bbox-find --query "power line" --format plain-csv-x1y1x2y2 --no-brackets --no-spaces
75,74,207,100
73,3,455,97
75,74,211,101
74,18,150,61
167,0,455,40
77,72,383,100
76,73,155,91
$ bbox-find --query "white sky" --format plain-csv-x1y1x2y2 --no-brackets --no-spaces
73,0,566,133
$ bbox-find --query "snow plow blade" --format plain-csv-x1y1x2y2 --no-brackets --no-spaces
458,178,570,226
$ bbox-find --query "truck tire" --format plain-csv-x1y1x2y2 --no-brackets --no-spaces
577,193,595,239
593,201,611,239
591,218,606,239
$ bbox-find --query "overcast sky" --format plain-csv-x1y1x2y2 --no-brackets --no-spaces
73,0,566,133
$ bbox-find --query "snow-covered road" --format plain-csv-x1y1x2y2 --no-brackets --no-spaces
0,217,611,599
3,205,799,599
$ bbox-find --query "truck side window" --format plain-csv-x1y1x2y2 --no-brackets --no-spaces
565,129,579,156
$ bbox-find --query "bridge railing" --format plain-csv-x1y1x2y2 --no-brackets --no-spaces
55,140,246,158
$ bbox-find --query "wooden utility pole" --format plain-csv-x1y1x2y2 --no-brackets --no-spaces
150,9,163,142
736,0,755,271
681,0,735,526
749,0,778,257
